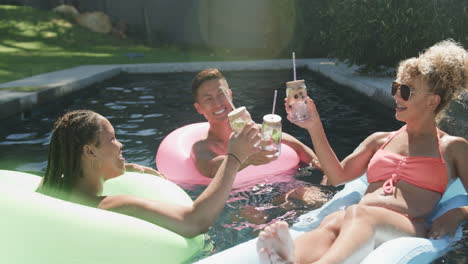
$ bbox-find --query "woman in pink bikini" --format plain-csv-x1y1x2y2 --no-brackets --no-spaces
256,39,468,263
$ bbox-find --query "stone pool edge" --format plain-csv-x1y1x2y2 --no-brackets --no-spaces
0,59,466,138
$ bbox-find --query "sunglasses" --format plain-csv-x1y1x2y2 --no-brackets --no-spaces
391,81,414,101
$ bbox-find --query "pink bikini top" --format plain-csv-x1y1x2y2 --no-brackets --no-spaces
367,125,448,195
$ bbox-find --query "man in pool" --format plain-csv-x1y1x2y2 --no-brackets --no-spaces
191,68,322,179
191,68,329,224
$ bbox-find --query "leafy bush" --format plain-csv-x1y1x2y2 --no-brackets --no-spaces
294,0,468,72
291,0,331,58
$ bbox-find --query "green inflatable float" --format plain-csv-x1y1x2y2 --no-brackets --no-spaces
0,170,206,264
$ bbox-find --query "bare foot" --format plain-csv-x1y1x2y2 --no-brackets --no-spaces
257,221,295,264
258,247,291,264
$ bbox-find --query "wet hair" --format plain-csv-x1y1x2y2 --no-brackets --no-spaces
191,68,226,101
396,39,468,122
37,110,102,200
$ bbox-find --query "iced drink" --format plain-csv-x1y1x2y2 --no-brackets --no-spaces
286,79,311,122
262,114,282,156
228,106,252,135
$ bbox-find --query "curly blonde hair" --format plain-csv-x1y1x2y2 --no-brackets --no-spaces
396,39,468,121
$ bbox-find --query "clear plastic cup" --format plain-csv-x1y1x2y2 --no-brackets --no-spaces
262,114,282,157
286,79,311,122
228,106,253,135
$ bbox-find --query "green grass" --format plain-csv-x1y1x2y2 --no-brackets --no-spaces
0,5,263,84
0,85,49,92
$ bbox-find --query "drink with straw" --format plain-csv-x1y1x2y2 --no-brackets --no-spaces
227,106,252,135
220,87,253,135
261,89,281,156
286,79,311,122
286,52,312,122
262,114,282,157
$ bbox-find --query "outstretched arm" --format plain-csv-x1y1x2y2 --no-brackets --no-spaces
99,122,262,237
285,97,384,186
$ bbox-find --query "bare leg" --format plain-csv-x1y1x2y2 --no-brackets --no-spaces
257,205,425,264
294,211,345,263
315,205,425,264
257,211,346,263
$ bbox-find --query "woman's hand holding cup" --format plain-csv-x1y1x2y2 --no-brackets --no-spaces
227,121,262,163
284,96,320,130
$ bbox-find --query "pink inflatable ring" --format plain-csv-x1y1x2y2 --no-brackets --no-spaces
156,122,300,189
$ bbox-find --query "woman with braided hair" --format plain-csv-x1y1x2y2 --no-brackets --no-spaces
37,110,262,237
37,110,161,200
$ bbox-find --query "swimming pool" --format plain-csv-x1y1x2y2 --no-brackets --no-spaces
0,69,463,262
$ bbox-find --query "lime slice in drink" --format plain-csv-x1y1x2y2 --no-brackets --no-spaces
271,128,281,144
231,120,246,132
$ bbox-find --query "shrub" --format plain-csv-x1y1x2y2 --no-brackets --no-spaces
294,0,468,72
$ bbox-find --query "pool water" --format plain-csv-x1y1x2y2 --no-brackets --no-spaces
0,69,463,263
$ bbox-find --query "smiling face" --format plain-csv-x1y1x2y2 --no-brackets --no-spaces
194,78,234,124
92,117,126,181
393,78,438,123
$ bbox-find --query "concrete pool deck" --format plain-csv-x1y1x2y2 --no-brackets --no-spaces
0,59,466,138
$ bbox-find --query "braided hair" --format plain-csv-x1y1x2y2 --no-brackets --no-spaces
37,110,102,200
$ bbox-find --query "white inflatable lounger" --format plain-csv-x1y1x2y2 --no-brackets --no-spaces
195,175,467,264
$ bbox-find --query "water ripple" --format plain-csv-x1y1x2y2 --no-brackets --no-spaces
126,129,158,136
130,114,143,119
104,103,127,110
144,113,163,118
106,87,125,91
0,137,50,145
116,124,139,129
114,100,156,105
132,87,150,91
116,128,158,136
6,132,37,140
139,95,155,100
127,119,144,123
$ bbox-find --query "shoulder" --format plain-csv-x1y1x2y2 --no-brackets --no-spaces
345,131,393,159
192,139,209,153
360,131,394,150
191,139,214,160
440,133,468,158
440,135,468,180
367,131,394,141
191,139,223,177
